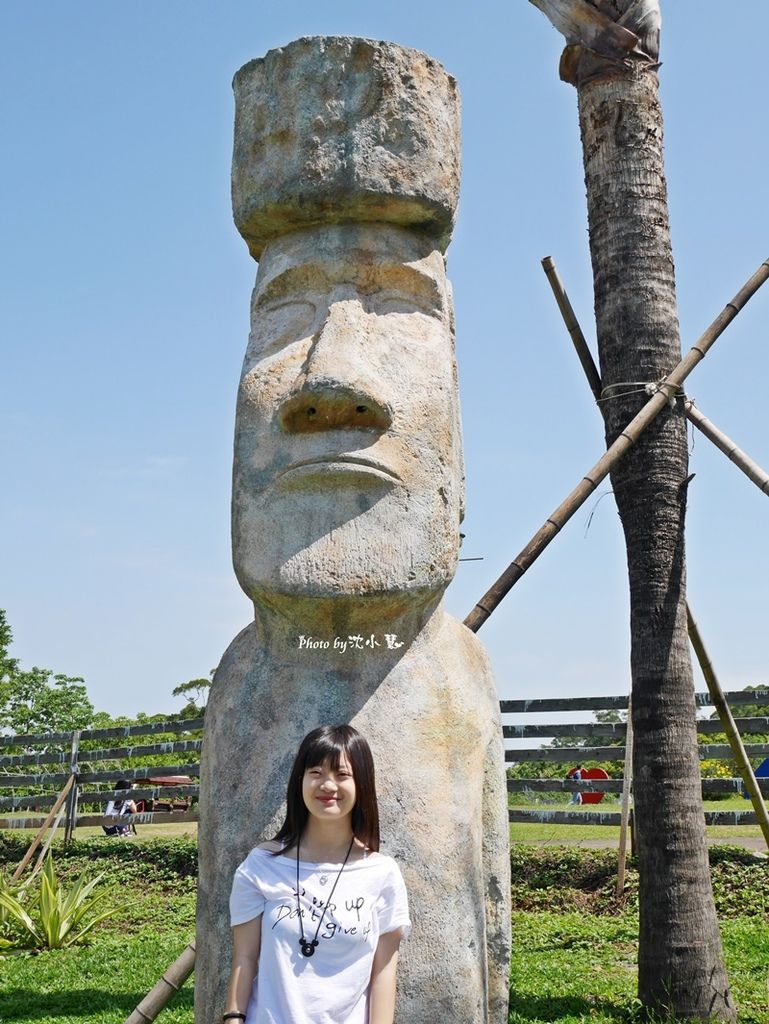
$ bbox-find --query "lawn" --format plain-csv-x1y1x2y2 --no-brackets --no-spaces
1,834,767,1023
510,913,769,1024
0,834,196,1024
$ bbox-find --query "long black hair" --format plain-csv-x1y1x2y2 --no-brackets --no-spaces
273,724,380,853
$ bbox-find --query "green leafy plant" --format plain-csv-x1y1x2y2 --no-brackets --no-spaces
0,854,116,951
0,866,24,950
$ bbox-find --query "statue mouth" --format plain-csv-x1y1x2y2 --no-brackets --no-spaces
276,454,402,485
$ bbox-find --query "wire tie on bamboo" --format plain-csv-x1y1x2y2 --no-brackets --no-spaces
599,377,679,409
597,381,649,402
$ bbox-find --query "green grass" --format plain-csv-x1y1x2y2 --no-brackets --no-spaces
509,913,769,1023
1,835,767,1024
1,821,198,843
0,834,197,1023
0,933,194,1024
506,845,769,1022
510,911,640,1023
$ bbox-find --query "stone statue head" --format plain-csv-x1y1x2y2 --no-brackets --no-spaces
229,37,464,605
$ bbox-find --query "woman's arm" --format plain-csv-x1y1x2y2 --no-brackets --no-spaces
223,915,262,1018
368,929,402,1024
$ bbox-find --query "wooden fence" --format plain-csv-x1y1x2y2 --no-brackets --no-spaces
0,718,203,838
503,689,769,828
2,689,767,837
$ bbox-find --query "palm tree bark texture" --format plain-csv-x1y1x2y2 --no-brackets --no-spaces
529,2,735,1020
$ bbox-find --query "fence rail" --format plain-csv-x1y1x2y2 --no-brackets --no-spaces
0,764,201,789
0,718,204,748
2,690,767,838
2,739,203,769
0,717,203,838
500,689,769,713
509,809,761,826
506,743,769,762
507,778,769,796
504,717,769,739
502,690,769,836
0,786,199,813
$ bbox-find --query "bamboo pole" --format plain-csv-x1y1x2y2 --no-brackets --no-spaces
616,699,634,896
11,773,74,881
27,800,68,883
463,256,769,631
541,256,603,401
686,606,769,850
124,941,196,1023
684,399,769,497
542,255,769,852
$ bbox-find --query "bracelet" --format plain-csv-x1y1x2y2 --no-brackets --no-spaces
222,1014,247,1021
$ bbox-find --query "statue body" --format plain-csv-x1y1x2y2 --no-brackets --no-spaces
198,605,509,1022
196,39,510,1024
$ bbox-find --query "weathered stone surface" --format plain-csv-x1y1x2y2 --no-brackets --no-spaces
197,601,510,1023
231,224,464,602
196,37,510,1024
232,36,460,258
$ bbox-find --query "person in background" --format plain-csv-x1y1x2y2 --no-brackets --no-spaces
103,779,138,836
567,764,584,805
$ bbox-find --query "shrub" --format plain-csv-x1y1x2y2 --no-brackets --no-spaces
0,834,198,878
0,854,116,951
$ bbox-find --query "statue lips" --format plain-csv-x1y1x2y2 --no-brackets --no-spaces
275,454,401,487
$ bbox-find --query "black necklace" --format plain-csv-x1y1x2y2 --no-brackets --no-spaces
296,835,355,958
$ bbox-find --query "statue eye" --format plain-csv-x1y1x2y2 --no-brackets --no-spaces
250,300,317,356
374,294,438,318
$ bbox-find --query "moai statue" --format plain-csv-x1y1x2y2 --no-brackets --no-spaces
197,36,511,1024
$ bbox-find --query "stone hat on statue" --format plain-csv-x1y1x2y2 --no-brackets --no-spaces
231,36,461,260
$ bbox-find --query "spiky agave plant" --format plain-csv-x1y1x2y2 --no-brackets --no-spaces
0,855,117,951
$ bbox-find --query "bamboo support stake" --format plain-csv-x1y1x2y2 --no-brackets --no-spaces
464,256,769,632
11,774,74,881
616,699,634,896
686,606,769,850
541,255,769,851
685,399,769,496
29,800,68,881
124,941,196,1023
542,256,603,401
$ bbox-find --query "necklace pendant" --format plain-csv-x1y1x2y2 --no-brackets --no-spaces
296,835,353,962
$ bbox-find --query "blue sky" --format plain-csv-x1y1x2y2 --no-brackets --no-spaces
2,2,767,718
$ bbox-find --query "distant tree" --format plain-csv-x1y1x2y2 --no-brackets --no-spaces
709,684,769,721
171,673,212,715
594,708,626,726
0,610,18,679
0,610,94,736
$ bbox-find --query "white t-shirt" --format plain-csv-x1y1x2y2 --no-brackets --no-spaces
230,847,410,1024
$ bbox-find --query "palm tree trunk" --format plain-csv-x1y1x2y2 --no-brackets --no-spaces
529,2,735,1018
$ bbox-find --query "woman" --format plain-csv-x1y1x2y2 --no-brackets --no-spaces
102,779,137,837
223,724,410,1024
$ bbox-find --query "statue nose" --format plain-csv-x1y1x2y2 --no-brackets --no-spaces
278,385,392,434
278,298,393,434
